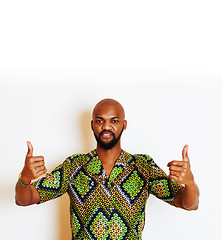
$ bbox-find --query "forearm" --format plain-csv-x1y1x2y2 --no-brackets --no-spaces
15,178,40,206
15,141,45,206
175,182,199,210
15,181,33,206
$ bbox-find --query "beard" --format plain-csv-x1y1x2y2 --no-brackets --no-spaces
93,127,124,150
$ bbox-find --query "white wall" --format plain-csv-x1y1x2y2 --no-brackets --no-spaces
0,1,221,240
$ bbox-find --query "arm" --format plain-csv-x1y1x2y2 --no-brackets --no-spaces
174,182,199,210
15,141,47,206
167,145,199,210
15,182,40,206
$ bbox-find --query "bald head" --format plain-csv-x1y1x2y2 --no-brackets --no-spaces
92,98,125,120
91,99,127,149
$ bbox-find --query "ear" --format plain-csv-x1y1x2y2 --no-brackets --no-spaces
123,120,127,130
91,120,94,131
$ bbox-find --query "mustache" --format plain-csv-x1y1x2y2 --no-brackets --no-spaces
99,130,115,138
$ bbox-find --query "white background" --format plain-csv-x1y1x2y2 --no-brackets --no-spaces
0,1,221,239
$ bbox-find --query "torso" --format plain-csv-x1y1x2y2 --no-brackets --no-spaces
101,161,116,178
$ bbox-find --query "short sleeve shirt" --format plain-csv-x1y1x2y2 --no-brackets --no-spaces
32,150,182,240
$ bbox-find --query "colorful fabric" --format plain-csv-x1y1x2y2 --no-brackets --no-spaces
32,150,182,240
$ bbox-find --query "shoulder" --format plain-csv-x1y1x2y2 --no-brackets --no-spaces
57,153,91,178
133,153,153,162
65,153,90,166
65,149,97,165
130,153,162,171
132,153,154,165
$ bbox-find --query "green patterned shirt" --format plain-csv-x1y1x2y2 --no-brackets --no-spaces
32,150,182,240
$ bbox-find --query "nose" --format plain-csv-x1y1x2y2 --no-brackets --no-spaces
102,120,112,130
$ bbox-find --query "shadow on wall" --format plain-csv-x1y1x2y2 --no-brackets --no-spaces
57,110,95,240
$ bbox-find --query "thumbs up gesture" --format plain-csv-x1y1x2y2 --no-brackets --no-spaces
167,145,194,185
20,141,47,185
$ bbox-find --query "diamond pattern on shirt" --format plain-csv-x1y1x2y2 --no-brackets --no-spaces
71,211,82,238
36,167,63,191
85,207,109,240
32,150,183,239
69,167,97,205
149,178,173,199
134,207,145,240
118,168,147,206
110,209,129,240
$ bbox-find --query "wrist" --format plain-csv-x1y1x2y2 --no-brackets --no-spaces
184,181,199,192
19,173,31,186
184,173,195,186
185,180,195,185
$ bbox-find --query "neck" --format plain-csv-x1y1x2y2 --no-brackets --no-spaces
96,142,122,164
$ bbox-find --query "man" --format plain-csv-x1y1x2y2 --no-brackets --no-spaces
15,98,199,240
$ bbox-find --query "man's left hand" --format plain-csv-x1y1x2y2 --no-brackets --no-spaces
167,145,194,185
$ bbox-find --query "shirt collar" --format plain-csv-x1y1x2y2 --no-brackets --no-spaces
84,149,135,180
86,149,135,167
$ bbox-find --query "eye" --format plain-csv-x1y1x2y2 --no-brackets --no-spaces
112,120,119,123
96,120,103,124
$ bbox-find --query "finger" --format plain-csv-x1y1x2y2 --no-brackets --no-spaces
169,175,181,183
29,156,44,162
182,145,189,163
36,169,47,177
170,169,185,177
26,141,34,157
167,161,187,167
27,157,45,166
169,165,187,173
31,160,46,167
35,165,47,173
30,166,47,179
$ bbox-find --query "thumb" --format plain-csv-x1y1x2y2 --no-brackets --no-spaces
26,141,33,157
182,144,189,163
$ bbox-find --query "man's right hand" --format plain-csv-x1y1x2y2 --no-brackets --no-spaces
20,141,47,185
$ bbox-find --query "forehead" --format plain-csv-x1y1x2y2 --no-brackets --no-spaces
93,104,124,119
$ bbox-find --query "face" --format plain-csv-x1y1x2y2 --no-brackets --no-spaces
91,104,127,150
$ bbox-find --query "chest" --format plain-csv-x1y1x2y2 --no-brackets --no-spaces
102,161,116,178
68,161,149,208
67,159,149,239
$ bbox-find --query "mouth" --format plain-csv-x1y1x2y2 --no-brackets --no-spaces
100,131,114,139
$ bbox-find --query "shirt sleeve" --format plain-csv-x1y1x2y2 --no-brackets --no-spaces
31,158,71,204
143,155,183,206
